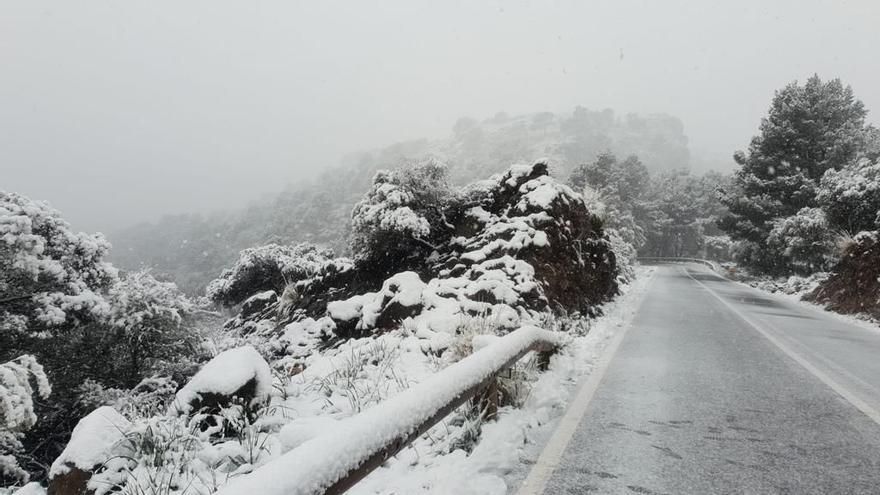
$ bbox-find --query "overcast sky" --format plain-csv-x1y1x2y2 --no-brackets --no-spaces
2,0,879,232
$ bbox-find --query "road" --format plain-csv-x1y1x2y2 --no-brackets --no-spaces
525,263,880,495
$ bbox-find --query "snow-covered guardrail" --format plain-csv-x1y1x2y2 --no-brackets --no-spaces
637,257,720,272
215,326,562,495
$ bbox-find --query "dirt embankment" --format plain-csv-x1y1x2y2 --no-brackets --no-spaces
806,231,880,318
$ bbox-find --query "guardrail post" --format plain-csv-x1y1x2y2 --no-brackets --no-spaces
474,375,499,420
537,349,554,371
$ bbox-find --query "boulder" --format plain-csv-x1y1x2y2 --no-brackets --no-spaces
47,407,131,495
171,346,272,416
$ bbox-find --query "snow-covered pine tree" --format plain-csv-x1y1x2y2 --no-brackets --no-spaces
718,75,873,275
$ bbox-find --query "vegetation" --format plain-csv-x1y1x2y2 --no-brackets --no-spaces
718,75,878,275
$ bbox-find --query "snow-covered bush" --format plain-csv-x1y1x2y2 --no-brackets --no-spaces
0,191,117,337
350,160,452,271
76,376,179,420
1,191,208,484
817,158,880,233
704,235,734,260
102,270,198,387
766,207,836,274
207,243,349,308
0,355,51,486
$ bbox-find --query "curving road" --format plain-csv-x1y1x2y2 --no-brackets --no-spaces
522,263,880,494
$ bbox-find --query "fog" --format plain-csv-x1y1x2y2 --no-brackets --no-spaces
2,0,879,232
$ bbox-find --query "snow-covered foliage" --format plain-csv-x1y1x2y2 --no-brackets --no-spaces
750,273,829,298
0,356,50,486
766,207,836,274
32,161,619,495
818,158,880,233
102,270,199,386
568,153,730,263
0,191,117,335
0,192,207,484
38,269,651,495
350,160,450,267
569,153,648,252
207,243,351,308
719,75,873,275
213,162,617,348
703,235,734,260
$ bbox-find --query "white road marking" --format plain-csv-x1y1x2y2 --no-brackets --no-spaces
683,266,880,427
516,271,655,495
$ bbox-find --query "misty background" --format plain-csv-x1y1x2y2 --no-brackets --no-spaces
2,0,879,233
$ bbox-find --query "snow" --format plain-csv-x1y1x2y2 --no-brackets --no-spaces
171,346,273,415
49,406,131,476
0,191,118,329
0,355,51,432
11,483,44,495
327,297,365,322
215,326,563,495
279,416,340,453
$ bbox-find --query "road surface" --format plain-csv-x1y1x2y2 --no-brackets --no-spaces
527,263,880,494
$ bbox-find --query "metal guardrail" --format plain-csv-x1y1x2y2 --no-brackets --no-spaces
216,326,562,495
637,257,721,272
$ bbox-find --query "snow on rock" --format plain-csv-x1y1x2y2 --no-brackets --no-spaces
171,346,273,415
214,326,562,495
12,483,45,495
360,272,426,330
49,407,131,477
279,317,336,359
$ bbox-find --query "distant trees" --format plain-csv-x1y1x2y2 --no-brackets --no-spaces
569,153,651,252
569,153,729,260
718,75,875,275
639,171,730,258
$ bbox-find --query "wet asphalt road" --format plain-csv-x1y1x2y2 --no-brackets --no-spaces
541,263,880,494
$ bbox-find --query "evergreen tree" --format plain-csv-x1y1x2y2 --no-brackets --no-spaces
718,75,871,275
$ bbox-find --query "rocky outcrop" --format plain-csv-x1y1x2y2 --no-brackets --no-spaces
214,162,619,358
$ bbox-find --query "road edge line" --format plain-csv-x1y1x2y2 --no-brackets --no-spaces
683,267,880,427
516,269,656,495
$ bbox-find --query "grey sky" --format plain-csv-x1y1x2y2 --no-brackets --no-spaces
2,0,879,232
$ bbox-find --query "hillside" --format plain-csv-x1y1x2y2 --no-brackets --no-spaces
110,108,690,294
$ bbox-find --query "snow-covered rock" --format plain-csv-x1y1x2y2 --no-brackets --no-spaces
171,346,273,415
47,407,131,495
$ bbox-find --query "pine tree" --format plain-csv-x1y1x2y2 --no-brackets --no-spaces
718,75,871,275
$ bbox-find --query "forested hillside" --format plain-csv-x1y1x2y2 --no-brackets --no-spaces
110,108,691,294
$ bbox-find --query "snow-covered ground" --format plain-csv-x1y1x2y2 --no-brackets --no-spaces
733,271,880,334
342,266,655,494
21,267,654,495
